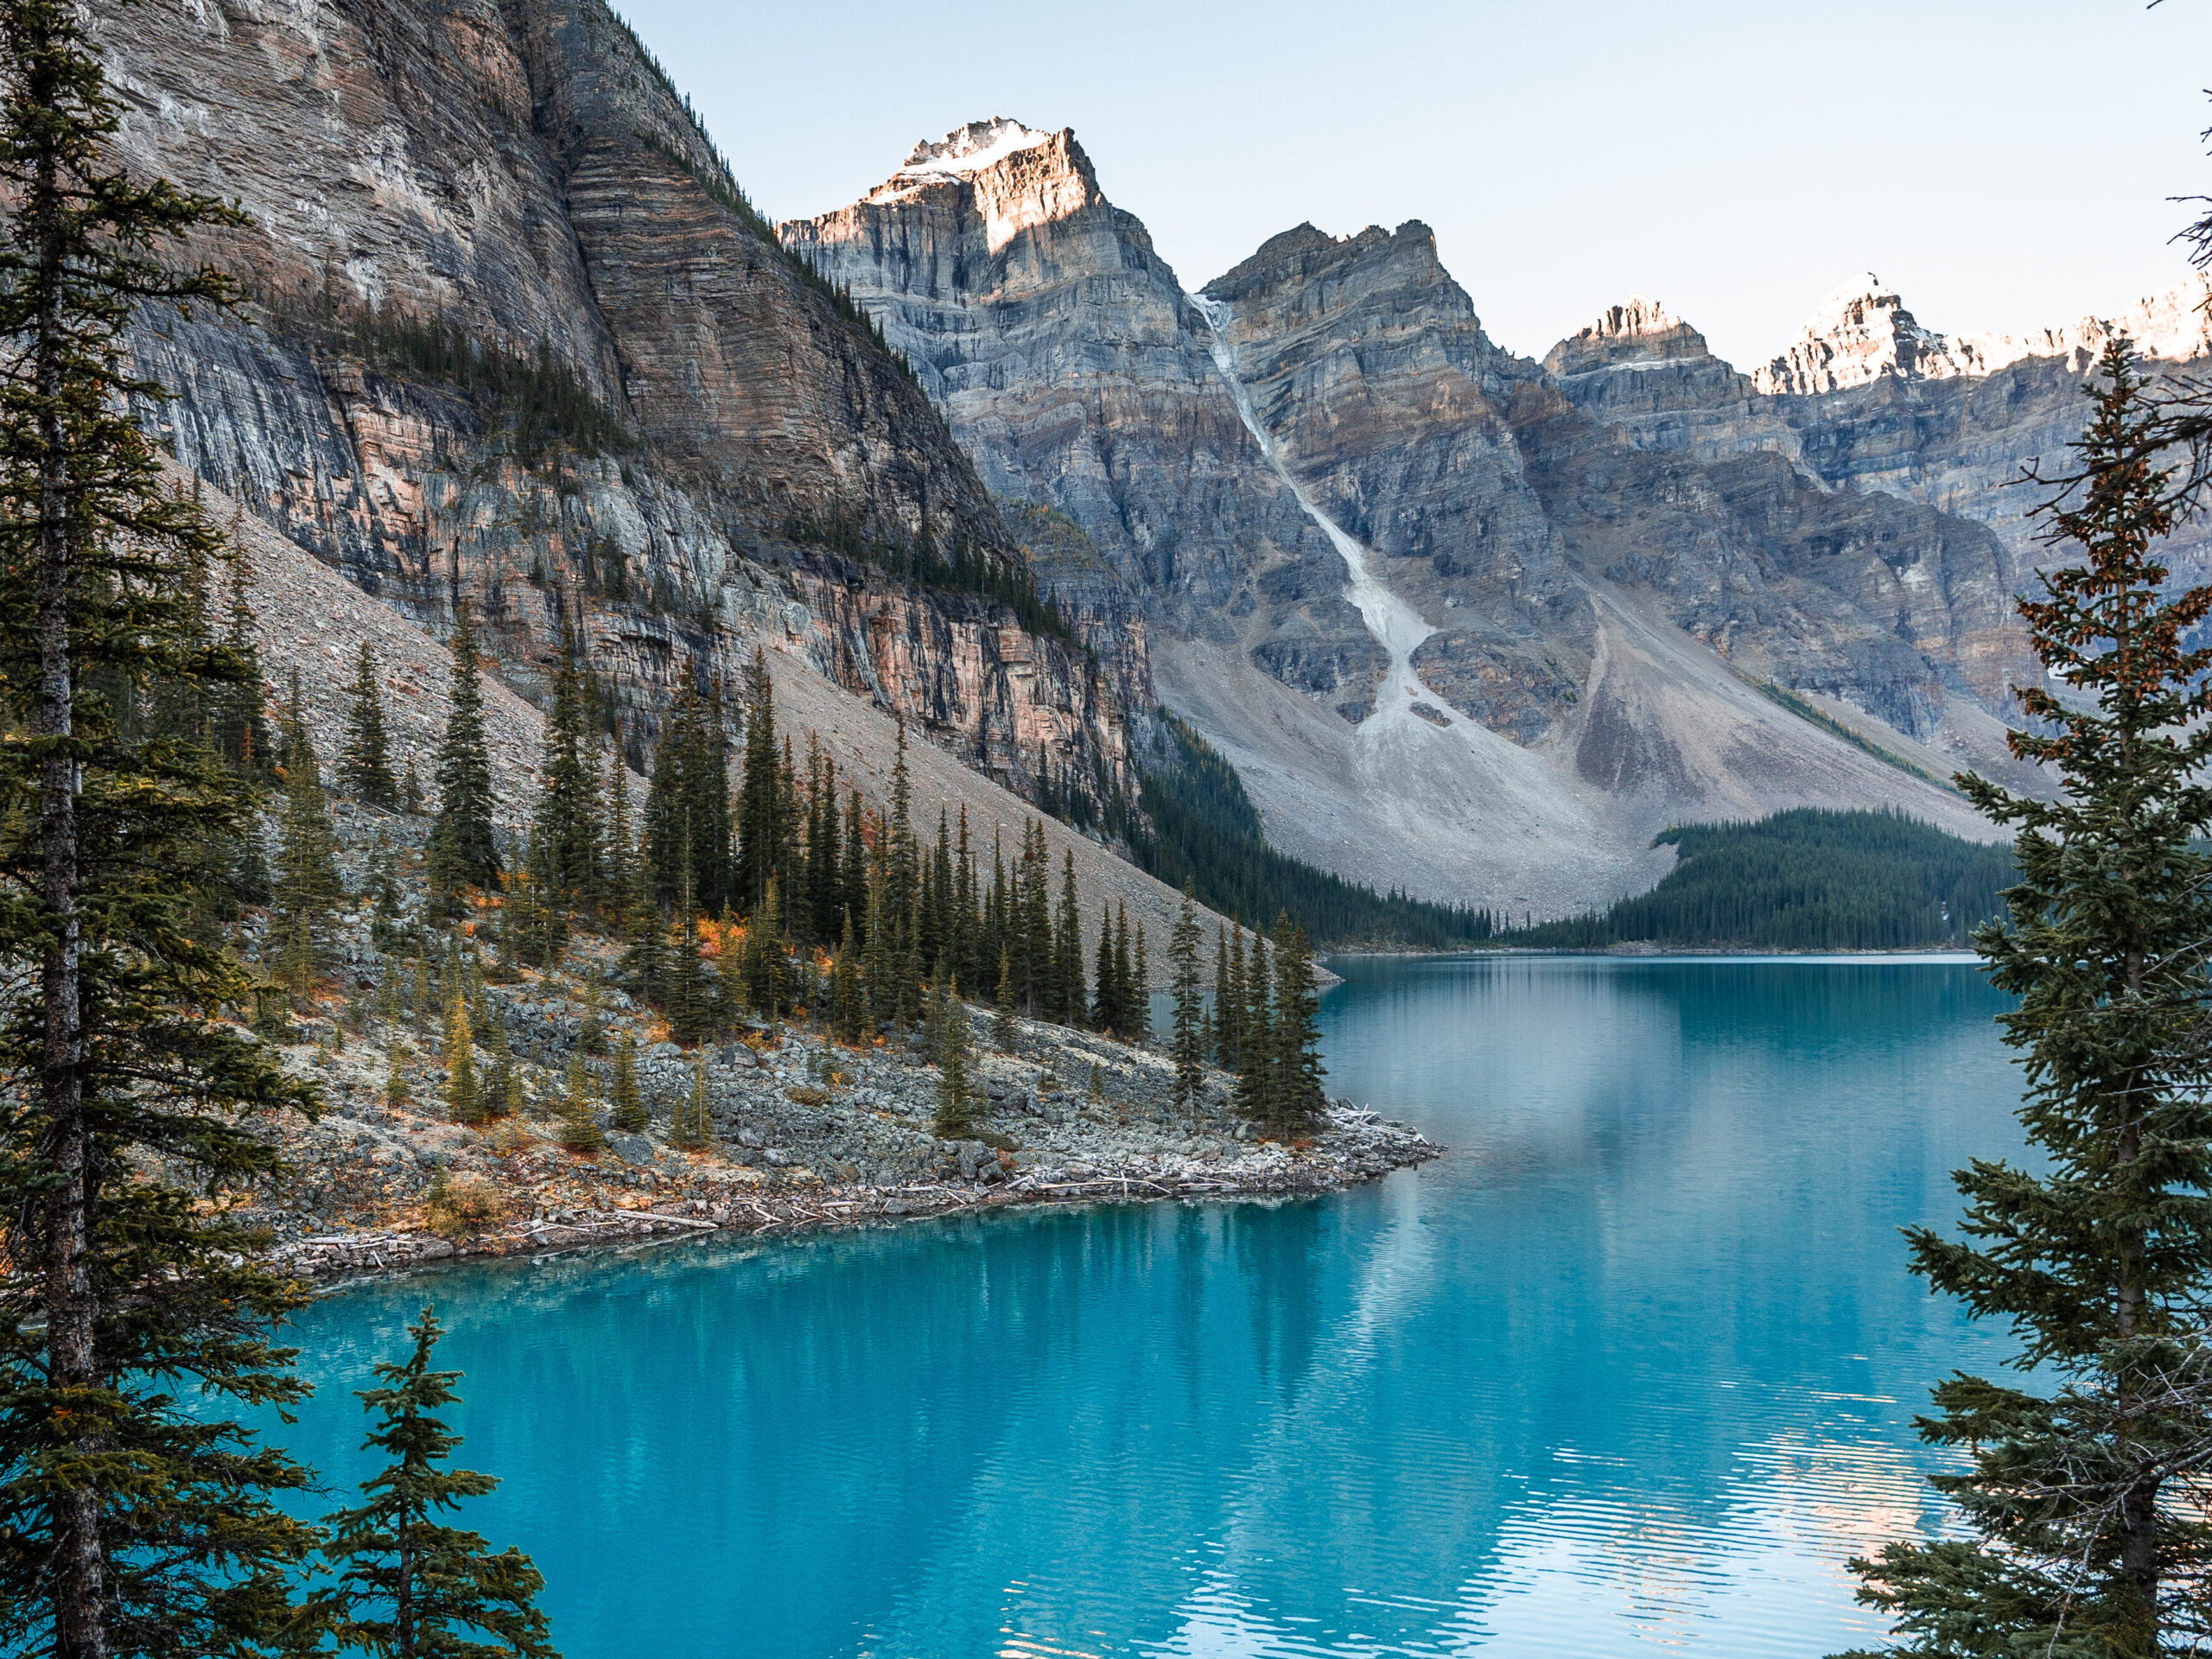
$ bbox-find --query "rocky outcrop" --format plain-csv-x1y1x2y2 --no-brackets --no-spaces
101,1,1136,802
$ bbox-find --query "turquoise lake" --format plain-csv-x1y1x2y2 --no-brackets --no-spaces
268,953,2025,1657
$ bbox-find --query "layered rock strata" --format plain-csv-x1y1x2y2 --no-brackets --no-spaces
103,3,1139,801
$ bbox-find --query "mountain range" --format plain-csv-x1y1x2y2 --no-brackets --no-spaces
104,4,2209,919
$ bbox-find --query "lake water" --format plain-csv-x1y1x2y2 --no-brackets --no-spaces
268,954,2024,1657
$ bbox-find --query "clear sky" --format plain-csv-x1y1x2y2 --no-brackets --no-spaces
616,0,2212,370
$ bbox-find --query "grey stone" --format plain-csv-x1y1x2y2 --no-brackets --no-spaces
607,1134,656,1167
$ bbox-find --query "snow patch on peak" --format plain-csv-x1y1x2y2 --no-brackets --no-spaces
894,118,1054,183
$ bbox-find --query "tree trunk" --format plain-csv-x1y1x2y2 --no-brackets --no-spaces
29,129,105,1659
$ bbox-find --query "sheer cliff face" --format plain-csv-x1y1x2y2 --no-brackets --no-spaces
102,3,1133,794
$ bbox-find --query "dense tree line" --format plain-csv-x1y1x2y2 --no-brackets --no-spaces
1119,712,1497,949
1506,808,2015,950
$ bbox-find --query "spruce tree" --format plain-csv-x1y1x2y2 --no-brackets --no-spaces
428,600,501,902
0,14,321,1652
993,947,1018,1053
1054,851,1084,1025
444,991,481,1126
609,1034,645,1134
308,1309,556,1659
532,609,599,917
1217,922,1245,1070
340,640,398,807
1842,340,2212,1655
931,970,976,1139
556,1052,603,1154
1090,905,1116,1035
674,1055,711,1151
1267,912,1325,1135
734,646,781,914
830,910,867,1044
272,705,345,973
1169,885,1205,1121
1235,933,1273,1128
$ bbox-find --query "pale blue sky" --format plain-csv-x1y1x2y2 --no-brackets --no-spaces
617,0,2212,370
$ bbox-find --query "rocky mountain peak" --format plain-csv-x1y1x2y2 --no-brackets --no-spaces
1543,296,1713,377
1752,273,1948,396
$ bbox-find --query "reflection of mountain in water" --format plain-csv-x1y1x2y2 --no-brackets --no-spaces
269,958,2022,1657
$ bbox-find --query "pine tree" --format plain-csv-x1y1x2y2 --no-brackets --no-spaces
830,909,867,1043
1054,851,1084,1025
993,947,1018,1054
734,646,781,914
308,1309,556,1659
1217,922,1244,1070
445,990,482,1126
931,969,976,1139
0,13,321,1648
272,702,345,972
557,1051,603,1154
673,1055,711,1151
1235,932,1273,1128
1843,340,2212,1655
340,640,398,807
428,600,501,902
1267,912,1325,1135
482,1004,518,1122
1129,916,1152,1043
601,741,634,931
609,1034,645,1134
1169,885,1205,1121
533,607,600,917
385,1046,411,1113
1090,905,1116,1035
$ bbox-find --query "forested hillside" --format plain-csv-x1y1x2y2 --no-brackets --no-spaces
1505,810,2012,950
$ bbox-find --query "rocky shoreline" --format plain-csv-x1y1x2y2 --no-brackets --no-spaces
269,1100,1440,1284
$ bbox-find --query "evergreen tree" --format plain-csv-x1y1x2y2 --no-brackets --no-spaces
428,600,501,901
609,1034,645,1134
734,647,781,914
1054,851,1084,1025
1217,922,1245,1070
1169,885,1205,1121
673,1055,711,1151
444,991,481,1126
272,704,345,972
532,608,599,917
1267,912,1325,1135
1235,933,1273,1128
0,13,321,1650
211,529,272,782
1090,906,1117,1035
993,947,1018,1053
556,1052,603,1154
482,1005,519,1122
385,1046,411,1113
1842,340,2212,1655
601,742,634,931
340,640,398,807
308,1308,556,1659
830,910,867,1044
931,969,976,1139
1128,916,1152,1043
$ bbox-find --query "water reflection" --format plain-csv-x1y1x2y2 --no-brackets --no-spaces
273,956,2019,1657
